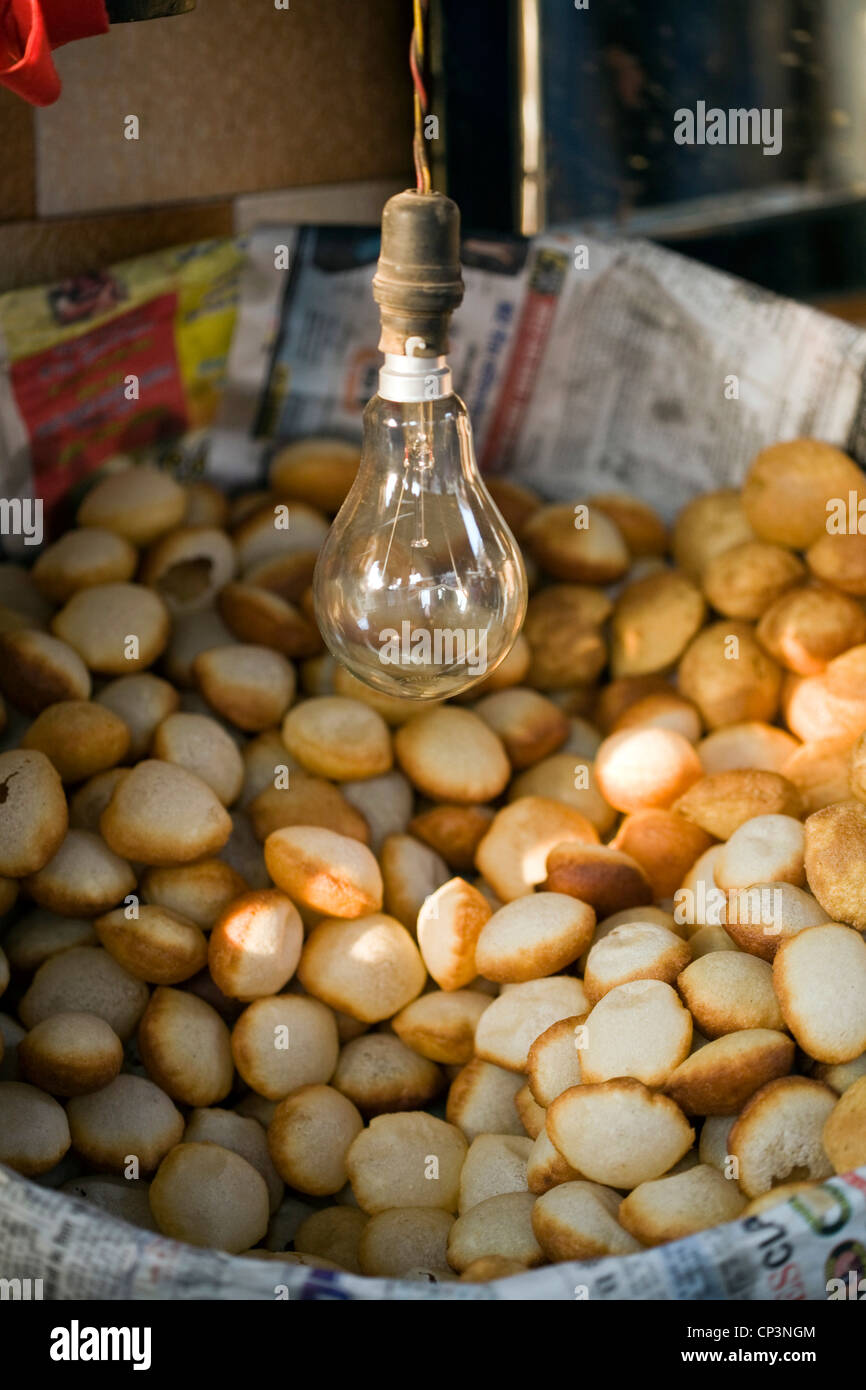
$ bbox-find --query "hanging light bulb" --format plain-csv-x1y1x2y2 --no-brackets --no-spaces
313,189,528,701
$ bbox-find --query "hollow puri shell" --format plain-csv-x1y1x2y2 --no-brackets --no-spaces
409,804,495,872
66,1072,183,1172
474,796,600,902
773,923,866,1063
543,843,652,920
18,1011,123,1096
508,753,617,837
590,492,667,556
416,877,492,991
678,621,782,730
346,1111,468,1214
380,833,450,929
51,582,170,675
715,814,806,891
672,488,755,581
149,1142,269,1252
77,464,186,546
95,672,180,760
268,1084,363,1196
298,914,425,1023
446,1059,526,1141
547,1078,694,1189
194,643,296,732
702,541,805,621
392,990,492,1065
395,707,510,803
100,759,233,866
578,980,693,1088
727,1075,837,1197
618,1165,747,1246
533,1180,641,1260
524,502,630,584
32,527,138,603
0,629,91,714
295,1205,368,1274
822,1075,866,1174
526,1015,585,1107
359,1207,455,1277
473,688,570,769
662,1030,795,1116
611,690,702,743
218,582,321,658
611,810,714,900
611,569,705,677
230,994,339,1100
594,727,703,813
24,831,136,918
806,530,866,596
803,799,866,930
676,952,784,1038
0,1080,71,1175
264,824,383,918
269,437,361,513
208,889,303,1001
139,858,249,930
474,976,589,1073
21,700,130,783
138,986,234,1107
742,438,865,549
249,775,370,844
0,748,68,878
475,893,596,984
141,525,236,615
697,721,799,775
331,1032,444,1117
584,923,692,1005
94,903,208,985
673,769,803,841
151,711,244,807
756,583,866,675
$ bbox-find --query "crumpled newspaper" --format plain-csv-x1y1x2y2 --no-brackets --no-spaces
2,1165,864,1301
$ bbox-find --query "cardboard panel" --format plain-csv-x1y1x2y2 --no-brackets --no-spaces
35,0,413,216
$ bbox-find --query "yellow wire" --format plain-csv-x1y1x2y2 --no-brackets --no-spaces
412,0,431,193
413,0,424,62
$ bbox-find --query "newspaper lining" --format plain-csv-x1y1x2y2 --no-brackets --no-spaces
2,1165,865,1301
209,225,866,517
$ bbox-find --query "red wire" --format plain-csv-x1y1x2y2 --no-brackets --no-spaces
410,0,430,191
410,32,428,112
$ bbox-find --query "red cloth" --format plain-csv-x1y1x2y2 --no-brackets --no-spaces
0,0,109,106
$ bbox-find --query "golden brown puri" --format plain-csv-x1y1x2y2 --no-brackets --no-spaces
6,448,866,1276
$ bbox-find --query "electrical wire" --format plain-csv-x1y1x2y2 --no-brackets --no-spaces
411,0,432,193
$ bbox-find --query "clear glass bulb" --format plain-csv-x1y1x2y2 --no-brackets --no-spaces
313,363,527,701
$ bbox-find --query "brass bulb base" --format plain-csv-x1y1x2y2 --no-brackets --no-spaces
373,189,464,358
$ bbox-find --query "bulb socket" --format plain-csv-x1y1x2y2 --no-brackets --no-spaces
373,189,464,357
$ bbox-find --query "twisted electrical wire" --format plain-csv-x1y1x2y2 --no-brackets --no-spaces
411,0,432,193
